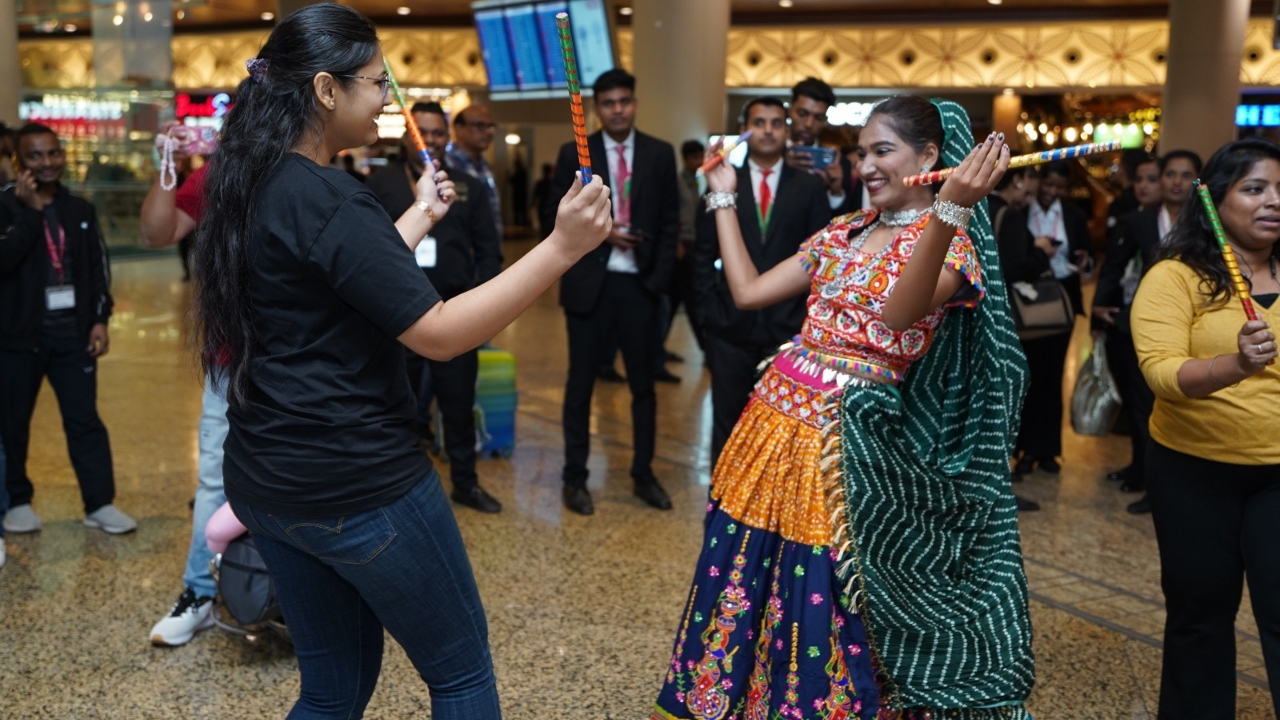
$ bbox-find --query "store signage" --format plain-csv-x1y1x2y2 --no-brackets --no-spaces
1236,104,1280,127
20,94,126,121
176,93,232,119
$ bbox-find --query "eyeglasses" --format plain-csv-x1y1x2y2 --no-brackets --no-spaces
340,74,390,100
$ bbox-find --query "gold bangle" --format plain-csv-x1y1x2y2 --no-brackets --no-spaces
1208,355,1219,383
414,199,437,225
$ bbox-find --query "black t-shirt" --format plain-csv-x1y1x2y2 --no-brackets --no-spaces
222,154,442,517
41,203,79,336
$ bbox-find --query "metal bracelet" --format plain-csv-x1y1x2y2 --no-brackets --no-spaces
704,191,737,213
931,198,972,229
414,199,437,225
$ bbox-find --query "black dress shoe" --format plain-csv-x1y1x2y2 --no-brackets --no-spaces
1038,457,1061,474
655,369,681,384
1015,495,1041,512
1127,494,1152,515
563,485,595,515
1119,479,1146,493
597,368,626,383
633,480,673,510
451,486,502,513
1106,465,1135,482
1013,457,1035,475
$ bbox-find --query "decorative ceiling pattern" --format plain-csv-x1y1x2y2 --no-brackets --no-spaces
16,18,1280,91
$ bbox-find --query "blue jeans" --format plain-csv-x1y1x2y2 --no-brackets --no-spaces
183,375,228,599
230,472,500,720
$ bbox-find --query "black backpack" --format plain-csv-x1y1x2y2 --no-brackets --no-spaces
212,535,289,642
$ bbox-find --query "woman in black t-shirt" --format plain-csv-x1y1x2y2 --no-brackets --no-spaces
191,6,611,718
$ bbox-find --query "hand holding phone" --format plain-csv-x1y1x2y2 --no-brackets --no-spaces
792,145,837,171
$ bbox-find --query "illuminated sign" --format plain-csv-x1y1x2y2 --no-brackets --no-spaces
175,93,232,120
1236,104,1280,127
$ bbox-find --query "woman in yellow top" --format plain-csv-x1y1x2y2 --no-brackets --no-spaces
1131,136,1280,720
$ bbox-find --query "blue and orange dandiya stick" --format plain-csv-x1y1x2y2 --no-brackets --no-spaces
555,13,592,185
384,59,432,168
902,140,1123,186
695,131,753,179
1195,180,1260,322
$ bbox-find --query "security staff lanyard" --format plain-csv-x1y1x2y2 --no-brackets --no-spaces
45,219,67,282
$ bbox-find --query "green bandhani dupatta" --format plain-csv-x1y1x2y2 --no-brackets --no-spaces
832,100,1035,718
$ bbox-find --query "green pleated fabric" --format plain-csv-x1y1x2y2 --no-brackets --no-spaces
833,100,1035,717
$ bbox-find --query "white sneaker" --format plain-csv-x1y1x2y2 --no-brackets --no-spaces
83,504,138,534
3,504,42,534
150,588,215,646
0,538,6,568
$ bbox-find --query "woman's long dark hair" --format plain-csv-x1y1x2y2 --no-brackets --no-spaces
1164,136,1280,307
192,4,379,411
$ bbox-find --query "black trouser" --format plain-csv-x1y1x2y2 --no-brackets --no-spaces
563,273,658,487
667,246,702,352
705,335,775,467
0,334,115,513
1016,329,1072,460
1148,440,1280,720
405,348,480,493
1106,325,1155,480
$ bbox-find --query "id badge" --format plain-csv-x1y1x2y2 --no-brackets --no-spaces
415,237,438,268
46,285,76,311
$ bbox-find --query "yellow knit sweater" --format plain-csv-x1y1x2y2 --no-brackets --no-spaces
1131,259,1280,465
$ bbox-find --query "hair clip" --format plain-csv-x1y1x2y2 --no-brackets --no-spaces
245,57,270,82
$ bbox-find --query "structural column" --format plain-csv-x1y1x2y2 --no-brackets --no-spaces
1160,0,1250,159
631,0,730,154
0,0,20,125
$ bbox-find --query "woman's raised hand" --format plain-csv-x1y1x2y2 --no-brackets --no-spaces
938,132,1011,208
704,141,737,195
549,173,613,256
415,160,457,221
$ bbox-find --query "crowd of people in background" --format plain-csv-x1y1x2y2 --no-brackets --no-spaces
1,5,1278,718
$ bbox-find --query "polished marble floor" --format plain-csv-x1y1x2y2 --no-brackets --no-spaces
0,246,1274,719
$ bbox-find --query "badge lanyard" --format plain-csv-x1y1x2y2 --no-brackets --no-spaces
44,219,67,283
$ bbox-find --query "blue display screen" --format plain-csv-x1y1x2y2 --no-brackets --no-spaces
504,5,548,90
475,9,517,92
473,0,613,96
535,1,568,88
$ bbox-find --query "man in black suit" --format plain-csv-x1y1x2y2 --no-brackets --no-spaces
784,77,860,218
1093,149,1201,514
366,102,505,514
551,68,679,516
695,97,830,465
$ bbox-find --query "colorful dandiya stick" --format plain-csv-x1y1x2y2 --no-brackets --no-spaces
555,13,592,185
695,130,754,179
384,59,432,168
902,140,1124,186
1195,180,1260,322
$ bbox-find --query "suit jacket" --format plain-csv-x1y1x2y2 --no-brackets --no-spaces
366,159,503,299
551,129,679,315
1094,207,1161,333
1030,199,1091,317
693,162,830,347
989,194,1051,285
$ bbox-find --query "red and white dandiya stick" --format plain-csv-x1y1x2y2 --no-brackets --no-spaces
902,139,1123,186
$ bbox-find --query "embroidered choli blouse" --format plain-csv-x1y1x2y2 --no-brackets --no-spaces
795,210,984,381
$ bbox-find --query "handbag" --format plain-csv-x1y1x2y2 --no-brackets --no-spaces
994,205,1076,340
1070,336,1122,437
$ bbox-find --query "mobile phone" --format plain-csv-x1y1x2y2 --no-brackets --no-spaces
1049,238,1065,247
186,126,218,155
792,145,837,170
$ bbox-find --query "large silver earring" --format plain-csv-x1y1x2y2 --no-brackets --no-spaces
922,164,932,173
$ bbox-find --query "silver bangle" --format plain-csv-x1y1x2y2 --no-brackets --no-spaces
931,198,972,229
704,191,737,213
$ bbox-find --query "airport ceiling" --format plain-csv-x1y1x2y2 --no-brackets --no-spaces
15,0,1271,36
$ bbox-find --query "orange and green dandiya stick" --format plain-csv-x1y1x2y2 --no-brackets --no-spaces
902,140,1123,186
555,12,592,185
384,59,433,168
1195,180,1260,321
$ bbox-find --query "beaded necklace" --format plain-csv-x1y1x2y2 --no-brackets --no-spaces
818,209,929,300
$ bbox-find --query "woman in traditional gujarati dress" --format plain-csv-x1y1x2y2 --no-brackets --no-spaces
653,98,1035,720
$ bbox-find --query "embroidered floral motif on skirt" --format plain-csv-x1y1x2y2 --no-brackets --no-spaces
652,360,881,720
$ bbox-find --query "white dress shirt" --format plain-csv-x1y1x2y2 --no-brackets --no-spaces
1028,199,1074,279
604,129,639,274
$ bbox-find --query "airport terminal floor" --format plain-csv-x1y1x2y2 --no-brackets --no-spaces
0,244,1273,719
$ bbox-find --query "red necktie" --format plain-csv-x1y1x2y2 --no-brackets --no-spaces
758,168,773,228
615,144,631,226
